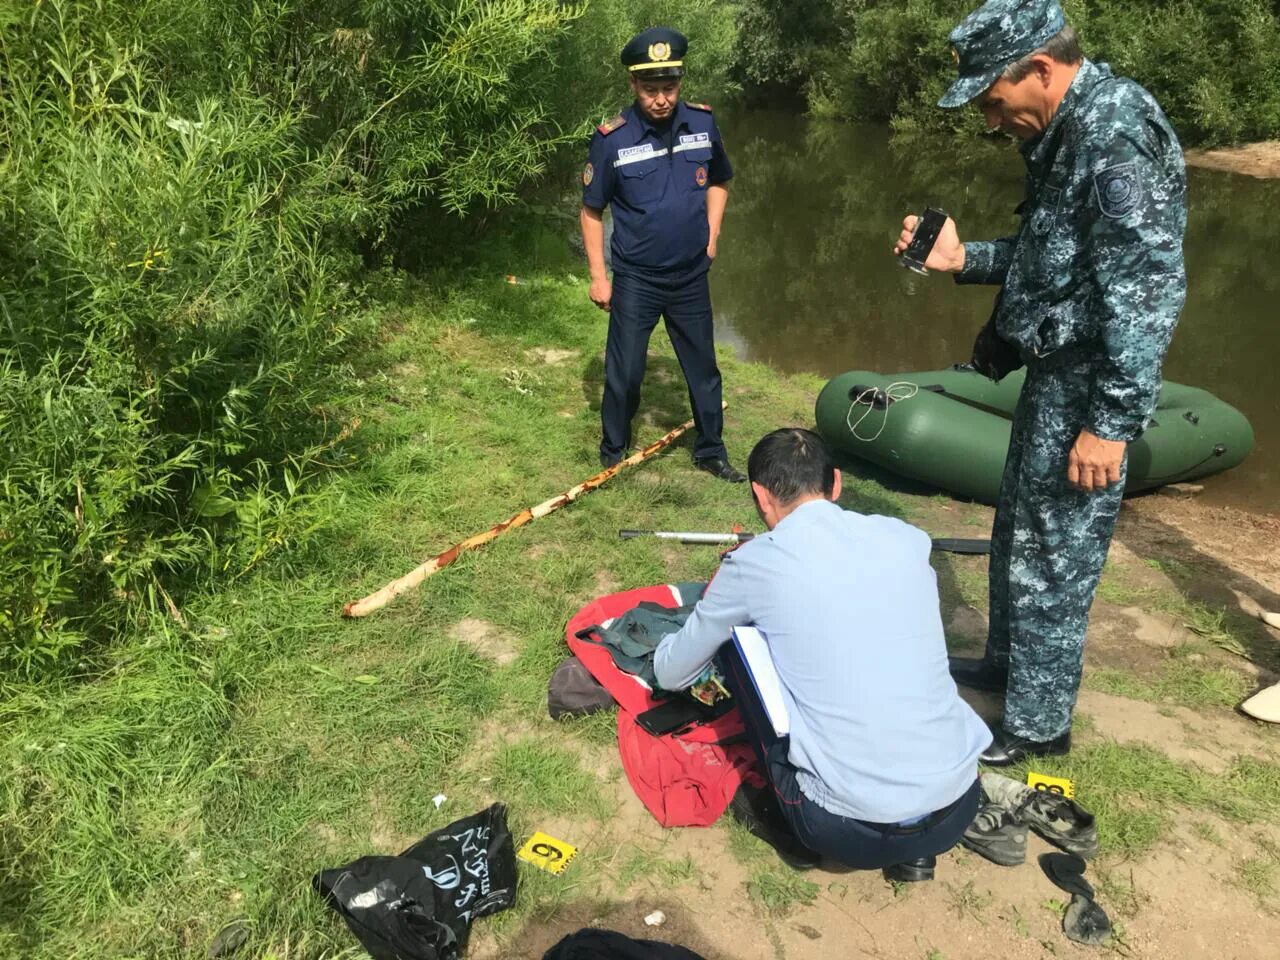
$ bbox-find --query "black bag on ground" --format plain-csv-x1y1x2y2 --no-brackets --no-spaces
543,928,709,959
313,803,516,960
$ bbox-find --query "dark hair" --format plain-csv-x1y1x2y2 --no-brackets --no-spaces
747,428,837,504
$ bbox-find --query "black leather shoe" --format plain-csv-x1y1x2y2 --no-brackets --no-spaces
883,855,936,883
980,724,1071,767
600,451,622,469
728,785,821,871
694,457,747,483
948,656,1008,693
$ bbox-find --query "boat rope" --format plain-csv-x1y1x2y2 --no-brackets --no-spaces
846,381,920,442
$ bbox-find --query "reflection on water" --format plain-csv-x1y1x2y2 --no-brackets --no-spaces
710,109,1280,514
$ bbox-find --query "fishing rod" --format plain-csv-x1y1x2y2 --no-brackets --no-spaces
619,530,991,556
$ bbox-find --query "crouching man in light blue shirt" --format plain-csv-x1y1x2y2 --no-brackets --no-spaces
654,428,991,880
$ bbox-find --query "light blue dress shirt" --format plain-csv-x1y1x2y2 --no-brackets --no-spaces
654,499,991,823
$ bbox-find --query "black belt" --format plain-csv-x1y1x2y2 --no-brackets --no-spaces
857,782,974,837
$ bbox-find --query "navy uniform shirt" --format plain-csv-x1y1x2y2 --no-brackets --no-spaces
582,101,733,283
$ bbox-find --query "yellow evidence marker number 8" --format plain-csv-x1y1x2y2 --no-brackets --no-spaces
1026,771,1075,799
517,831,578,875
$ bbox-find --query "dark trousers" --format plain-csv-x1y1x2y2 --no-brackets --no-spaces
987,359,1124,741
721,644,980,870
601,270,725,462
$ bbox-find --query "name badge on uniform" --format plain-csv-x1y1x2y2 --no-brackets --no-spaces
615,143,665,167
674,132,710,155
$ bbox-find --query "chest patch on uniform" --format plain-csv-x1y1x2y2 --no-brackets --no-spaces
695,166,708,187
1094,163,1143,219
582,162,593,186
679,132,709,147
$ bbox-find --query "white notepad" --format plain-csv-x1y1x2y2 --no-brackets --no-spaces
731,626,790,736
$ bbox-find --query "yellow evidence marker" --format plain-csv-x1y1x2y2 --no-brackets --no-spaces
1027,771,1075,799
516,831,578,875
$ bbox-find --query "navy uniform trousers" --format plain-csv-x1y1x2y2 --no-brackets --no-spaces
601,269,726,463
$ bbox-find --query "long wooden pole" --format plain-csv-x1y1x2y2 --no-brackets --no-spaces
342,407,720,618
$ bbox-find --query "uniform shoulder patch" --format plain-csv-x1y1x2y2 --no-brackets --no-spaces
596,114,627,135
1094,162,1143,219
685,102,712,112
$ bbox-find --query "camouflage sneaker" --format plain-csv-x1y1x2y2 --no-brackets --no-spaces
980,772,1100,860
961,801,1028,866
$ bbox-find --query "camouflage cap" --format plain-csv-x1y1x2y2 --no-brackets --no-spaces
938,0,1067,108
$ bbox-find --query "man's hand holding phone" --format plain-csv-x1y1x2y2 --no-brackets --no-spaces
894,214,966,274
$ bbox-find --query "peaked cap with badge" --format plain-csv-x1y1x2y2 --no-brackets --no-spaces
622,27,687,78
939,0,1067,108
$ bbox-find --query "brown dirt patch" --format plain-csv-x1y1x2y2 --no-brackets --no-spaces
449,618,519,666
1075,688,1278,771
1186,140,1280,179
476,774,1280,959
525,347,580,366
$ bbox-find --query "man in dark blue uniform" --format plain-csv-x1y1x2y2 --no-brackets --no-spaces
580,27,744,481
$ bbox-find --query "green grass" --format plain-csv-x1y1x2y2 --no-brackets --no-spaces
1235,857,1278,903
1085,659,1253,708
614,848,698,892
943,880,993,923
5,245,1277,957
999,741,1280,860
746,866,820,916
1097,571,1253,661
0,254,830,958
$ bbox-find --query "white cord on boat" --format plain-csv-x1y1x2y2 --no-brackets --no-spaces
846,381,920,442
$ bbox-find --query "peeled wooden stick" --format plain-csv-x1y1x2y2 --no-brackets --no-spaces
1260,610,1280,630
342,407,721,618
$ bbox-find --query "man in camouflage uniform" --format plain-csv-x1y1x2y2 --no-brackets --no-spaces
893,0,1187,765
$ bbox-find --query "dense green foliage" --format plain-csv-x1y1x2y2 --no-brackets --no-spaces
0,0,737,671
735,0,1280,144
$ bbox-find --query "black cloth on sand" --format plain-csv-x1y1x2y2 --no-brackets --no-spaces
543,928,708,959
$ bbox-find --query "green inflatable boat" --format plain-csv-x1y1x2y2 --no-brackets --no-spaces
814,367,1254,505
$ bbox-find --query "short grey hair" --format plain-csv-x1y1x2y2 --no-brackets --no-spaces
1002,26,1084,83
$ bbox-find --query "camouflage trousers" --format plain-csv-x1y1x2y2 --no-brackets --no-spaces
986,357,1125,741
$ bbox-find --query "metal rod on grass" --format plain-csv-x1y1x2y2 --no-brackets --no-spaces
619,530,992,555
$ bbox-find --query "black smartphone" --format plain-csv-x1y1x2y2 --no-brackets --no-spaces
636,698,705,737
899,207,949,275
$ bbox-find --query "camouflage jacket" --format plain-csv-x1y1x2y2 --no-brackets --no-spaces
958,59,1188,442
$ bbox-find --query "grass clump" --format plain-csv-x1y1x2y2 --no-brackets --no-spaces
747,867,819,916
1086,660,1253,708
490,738,611,823
615,849,699,892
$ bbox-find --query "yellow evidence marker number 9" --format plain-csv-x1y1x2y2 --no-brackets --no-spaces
1026,771,1075,799
517,831,578,875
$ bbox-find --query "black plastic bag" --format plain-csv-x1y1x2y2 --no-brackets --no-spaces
313,803,516,960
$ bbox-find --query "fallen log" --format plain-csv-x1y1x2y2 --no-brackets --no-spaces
342,407,719,618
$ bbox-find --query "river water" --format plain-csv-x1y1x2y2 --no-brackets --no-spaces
709,109,1279,514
